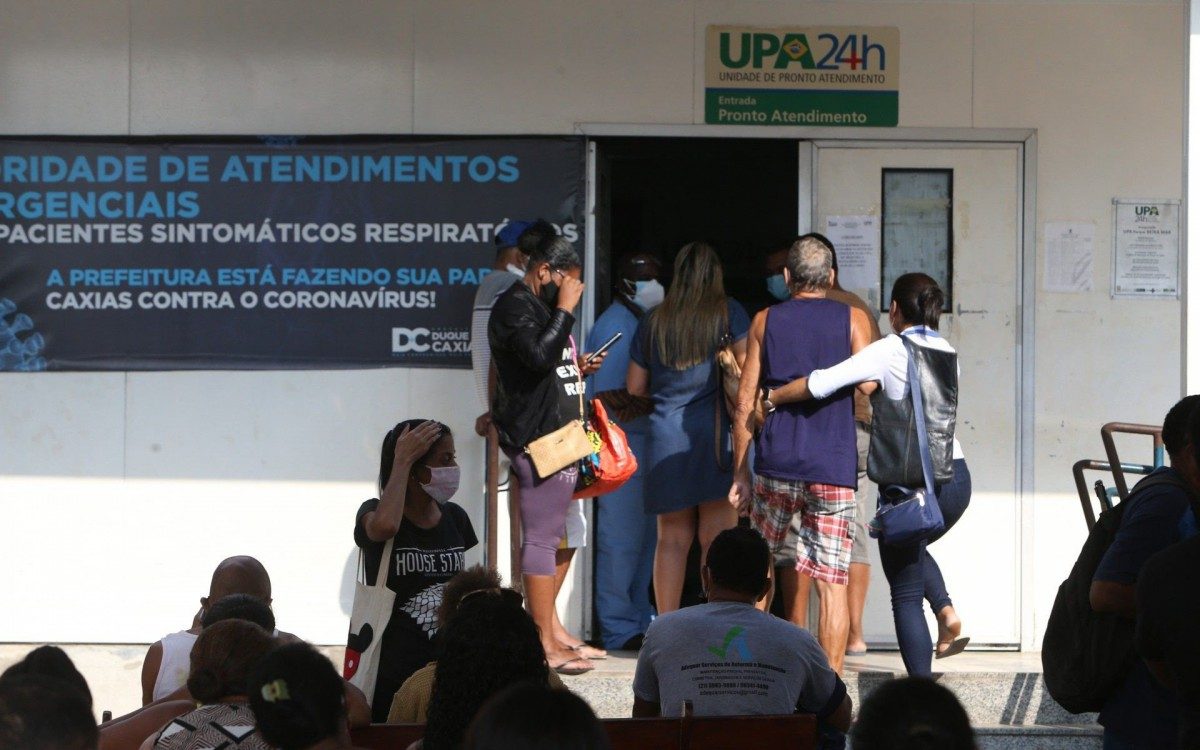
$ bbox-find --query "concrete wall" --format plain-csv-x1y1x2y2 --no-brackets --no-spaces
0,0,1185,647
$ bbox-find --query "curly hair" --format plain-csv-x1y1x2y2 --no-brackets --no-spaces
437,565,504,627
422,592,549,750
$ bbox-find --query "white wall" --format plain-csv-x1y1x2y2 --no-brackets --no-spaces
0,0,1185,647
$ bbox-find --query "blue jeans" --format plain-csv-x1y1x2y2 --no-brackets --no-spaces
878,458,972,677
594,429,657,649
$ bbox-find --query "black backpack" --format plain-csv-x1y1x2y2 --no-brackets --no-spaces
1042,471,1190,713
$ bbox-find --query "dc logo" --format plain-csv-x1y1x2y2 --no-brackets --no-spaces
392,327,431,353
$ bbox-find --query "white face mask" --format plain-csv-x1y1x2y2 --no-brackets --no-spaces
629,279,665,311
506,263,526,277
420,465,460,502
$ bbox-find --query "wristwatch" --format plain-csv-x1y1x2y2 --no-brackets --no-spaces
761,386,776,413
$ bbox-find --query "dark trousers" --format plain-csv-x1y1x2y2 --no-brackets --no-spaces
878,458,972,677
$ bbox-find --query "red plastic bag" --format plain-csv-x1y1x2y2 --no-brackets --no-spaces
573,398,638,499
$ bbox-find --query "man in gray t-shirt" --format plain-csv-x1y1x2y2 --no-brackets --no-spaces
633,527,851,745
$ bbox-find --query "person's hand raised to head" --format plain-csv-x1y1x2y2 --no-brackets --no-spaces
555,272,585,313
393,420,442,468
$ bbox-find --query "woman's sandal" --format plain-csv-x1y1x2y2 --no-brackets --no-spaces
567,643,608,660
551,656,595,675
935,636,971,659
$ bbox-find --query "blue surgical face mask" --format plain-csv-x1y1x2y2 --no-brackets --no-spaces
629,279,664,311
766,273,790,301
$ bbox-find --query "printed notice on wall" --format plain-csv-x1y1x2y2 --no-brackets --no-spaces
1112,199,1179,298
825,215,881,308
704,26,899,126
1043,222,1094,294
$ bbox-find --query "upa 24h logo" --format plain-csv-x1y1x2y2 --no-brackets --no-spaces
718,31,887,72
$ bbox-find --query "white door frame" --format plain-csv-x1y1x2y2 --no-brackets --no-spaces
579,123,1038,650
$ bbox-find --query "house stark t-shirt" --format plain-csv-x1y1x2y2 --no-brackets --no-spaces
354,499,477,720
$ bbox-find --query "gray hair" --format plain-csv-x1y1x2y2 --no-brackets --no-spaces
786,236,833,292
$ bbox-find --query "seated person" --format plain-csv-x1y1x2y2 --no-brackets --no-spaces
143,619,277,750
464,682,608,750
387,565,564,723
102,596,279,750
421,591,553,750
0,672,98,750
249,642,369,750
632,527,851,747
0,644,93,710
849,677,974,750
141,556,280,704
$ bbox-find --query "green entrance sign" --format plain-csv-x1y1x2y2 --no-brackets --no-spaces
705,26,899,127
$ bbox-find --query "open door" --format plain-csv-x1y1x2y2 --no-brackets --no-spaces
813,143,1023,647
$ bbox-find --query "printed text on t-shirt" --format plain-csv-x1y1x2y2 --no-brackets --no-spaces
393,547,466,576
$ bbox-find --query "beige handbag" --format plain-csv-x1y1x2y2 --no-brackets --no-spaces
525,344,592,478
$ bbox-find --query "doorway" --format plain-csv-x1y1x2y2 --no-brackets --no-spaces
581,129,1031,650
595,137,800,314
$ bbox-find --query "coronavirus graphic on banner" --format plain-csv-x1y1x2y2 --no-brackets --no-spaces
0,137,584,371
0,298,46,371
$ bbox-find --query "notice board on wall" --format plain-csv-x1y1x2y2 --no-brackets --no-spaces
0,137,584,371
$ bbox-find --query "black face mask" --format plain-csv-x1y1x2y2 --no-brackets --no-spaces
538,276,559,308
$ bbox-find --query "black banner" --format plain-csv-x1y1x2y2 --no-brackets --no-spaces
0,137,584,371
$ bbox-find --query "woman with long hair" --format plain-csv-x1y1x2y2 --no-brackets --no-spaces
764,273,971,677
422,590,552,750
627,242,748,613
353,419,477,720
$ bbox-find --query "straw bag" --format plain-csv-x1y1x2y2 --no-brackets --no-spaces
525,340,592,479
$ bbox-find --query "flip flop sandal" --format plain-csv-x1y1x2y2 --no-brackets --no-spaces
935,636,970,660
845,647,868,657
552,656,595,676
569,644,608,660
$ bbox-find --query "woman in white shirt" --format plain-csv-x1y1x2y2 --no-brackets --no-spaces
763,272,971,678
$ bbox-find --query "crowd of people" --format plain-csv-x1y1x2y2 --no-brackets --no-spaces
14,219,1200,749
0,553,975,750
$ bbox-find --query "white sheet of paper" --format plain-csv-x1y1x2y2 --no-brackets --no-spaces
1043,221,1094,293
825,215,881,309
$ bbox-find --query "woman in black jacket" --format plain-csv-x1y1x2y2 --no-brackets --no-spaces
488,231,604,675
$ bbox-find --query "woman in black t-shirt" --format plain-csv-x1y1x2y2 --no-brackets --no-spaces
353,419,478,722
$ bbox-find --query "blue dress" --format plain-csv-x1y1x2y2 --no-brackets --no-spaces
630,300,750,515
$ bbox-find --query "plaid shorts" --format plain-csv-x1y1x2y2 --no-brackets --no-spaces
751,474,856,585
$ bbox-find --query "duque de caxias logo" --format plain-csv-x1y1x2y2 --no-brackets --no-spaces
391,327,469,356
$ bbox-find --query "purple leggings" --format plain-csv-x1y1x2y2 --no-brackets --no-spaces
507,449,576,577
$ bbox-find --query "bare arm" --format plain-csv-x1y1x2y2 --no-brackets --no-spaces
826,694,853,733
1090,580,1136,619
773,313,884,407
344,680,372,727
728,312,766,514
363,421,442,543
627,361,650,398
632,696,661,718
140,641,162,706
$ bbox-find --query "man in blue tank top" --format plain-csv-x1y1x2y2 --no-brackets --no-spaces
729,236,874,673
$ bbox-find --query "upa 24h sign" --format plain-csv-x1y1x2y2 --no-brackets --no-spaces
705,26,899,127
